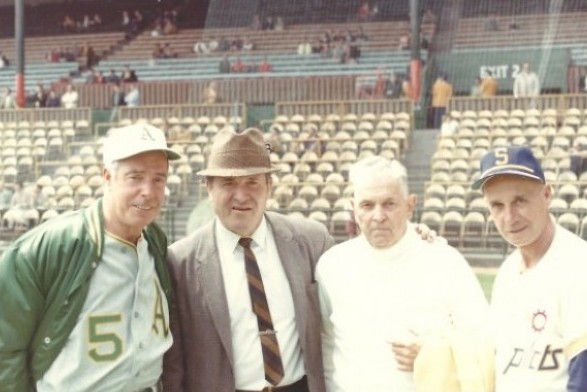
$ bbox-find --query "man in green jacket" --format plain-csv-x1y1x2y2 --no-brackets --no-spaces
0,123,180,392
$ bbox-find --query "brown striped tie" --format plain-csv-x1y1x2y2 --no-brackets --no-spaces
239,237,285,386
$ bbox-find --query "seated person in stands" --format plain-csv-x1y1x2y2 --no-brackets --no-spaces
331,42,346,62
354,26,369,43
0,87,17,109
218,55,231,73
274,16,285,31
32,83,48,108
349,42,361,62
0,182,13,211
193,40,210,55
46,47,61,63
163,18,178,35
229,36,243,51
231,56,247,73
208,36,219,52
0,52,9,68
105,69,120,84
509,18,520,30
297,37,312,55
258,57,273,73
121,65,138,82
262,15,274,30
92,14,102,27
61,14,75,31
217,36,231,52
202,81,219,104
62,47,76,62
242,37,255,51
162,43,178,58
571,138,587,177
46,90,61,108
398,32,410,50
357,1,370,22
311,37,325,54
385,72,403,99
60,84,79,109
152,43,165,59
250,14,262,30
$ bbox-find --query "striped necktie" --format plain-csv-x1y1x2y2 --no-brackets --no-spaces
239,237,285,386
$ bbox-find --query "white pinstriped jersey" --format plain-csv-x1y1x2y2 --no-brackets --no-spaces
492,224,587,392
37,232,172,392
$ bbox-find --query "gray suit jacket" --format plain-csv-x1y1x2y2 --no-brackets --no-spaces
163,211,334,392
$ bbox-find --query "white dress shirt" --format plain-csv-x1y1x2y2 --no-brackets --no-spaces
215,217,305,389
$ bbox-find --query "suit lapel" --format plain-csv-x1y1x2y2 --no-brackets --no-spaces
197,222,235,368
267,213,310,349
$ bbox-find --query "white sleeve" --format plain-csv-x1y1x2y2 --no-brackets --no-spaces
316,259,336,392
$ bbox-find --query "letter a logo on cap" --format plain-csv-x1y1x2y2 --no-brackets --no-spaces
141,125,157,141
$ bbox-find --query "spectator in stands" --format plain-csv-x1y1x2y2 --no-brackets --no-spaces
193,39,211,55
385,72,403,99
61,14,75,32
46,90,61,108
513,62,540,98
440,113,459,136
121,10,130,27
163,43,178,59
312,37,325,55
92,14,102,28
228,36,243,51
401,75,411,98
354,27,369,44
0,51,9,68
32,83,48,108
349,41,361,62
242,37,255,51
0,182,13,211
124,84,140,107
579,73,587,93
4,182,31,229
105,69,120,85
431,73,453,129
398,31,411,50
231,56,247,73
274,16,285,31
470,76,482,97
422,6,437,25
121,65,138,82
208,36,219,52
372,70,387,98
570,137,587,177
82,14,92,30
218,55,231,74
152,43,165,59
297,37,312,55
111,83,126,107
262,15,275,30
258,57,273,73
81,42,97,69
217,36,231,52
0,87,17,109
60,84,79,109
202,81,219,104
46,48,60,63
357,1,371,22
250,14,262,31
480,70,499,97
163,18,178,35
86,68,105,84
109,83,126,121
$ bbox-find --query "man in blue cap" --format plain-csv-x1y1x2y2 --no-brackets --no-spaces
473,145,587,391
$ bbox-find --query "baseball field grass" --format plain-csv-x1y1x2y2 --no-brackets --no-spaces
476,271,496,301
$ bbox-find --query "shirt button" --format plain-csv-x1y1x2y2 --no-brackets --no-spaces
134,312,139,318
139,343,144,349
91,262,97,269
64,300,69,306
44,337,51,344
135,371,140,377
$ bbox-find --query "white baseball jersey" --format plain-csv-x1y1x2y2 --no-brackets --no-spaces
37,232,172,392
492,224,587,392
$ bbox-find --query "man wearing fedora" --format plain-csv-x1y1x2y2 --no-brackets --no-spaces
163,127,335,392
472,146,587,391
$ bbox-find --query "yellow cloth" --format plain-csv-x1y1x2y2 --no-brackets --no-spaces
414,331,495,392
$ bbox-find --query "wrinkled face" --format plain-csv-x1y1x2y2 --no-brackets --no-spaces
483,175,552,248
103,151,168,242
207,174,271,237
353,175,416,249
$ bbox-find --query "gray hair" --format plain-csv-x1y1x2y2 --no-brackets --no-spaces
349,156,409,197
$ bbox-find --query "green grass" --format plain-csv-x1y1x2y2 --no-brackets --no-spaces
476,272,496,302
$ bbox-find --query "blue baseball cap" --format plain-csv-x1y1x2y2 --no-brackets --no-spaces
472,146,545,190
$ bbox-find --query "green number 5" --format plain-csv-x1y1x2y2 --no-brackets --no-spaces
88,314,123,362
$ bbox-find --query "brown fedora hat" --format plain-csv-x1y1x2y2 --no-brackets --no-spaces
198,127,279,177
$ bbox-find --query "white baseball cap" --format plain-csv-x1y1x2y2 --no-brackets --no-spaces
103,123,181,166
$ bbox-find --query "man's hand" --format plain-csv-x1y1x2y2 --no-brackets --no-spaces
414,223,437,243
388,331,421,372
